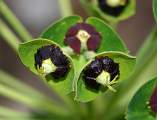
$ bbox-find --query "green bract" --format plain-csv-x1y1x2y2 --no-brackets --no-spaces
75,51,136,102
41,16,128,54
126,77,157,120
18,39,75,95
80,0,136,24
86,17,128,53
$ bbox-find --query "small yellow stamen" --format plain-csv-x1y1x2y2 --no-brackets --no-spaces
96,71,111,85
76,30,90,50
96,71,118,92
37,58,56,75
106,0,126,7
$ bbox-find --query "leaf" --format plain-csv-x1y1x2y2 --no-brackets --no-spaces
86,17,128,53
126,77,157,120
75,51,136,102
41,16,82,47
153,0,157,22
18,39,75,95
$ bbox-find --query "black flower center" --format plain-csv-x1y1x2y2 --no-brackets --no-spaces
34,45,70,79
98,0,129,16
64,23,101,54
83,56,119,90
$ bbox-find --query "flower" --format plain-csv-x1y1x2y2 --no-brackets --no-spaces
34,45,70,79
83,56,119,91
64,23,101,54
98,0,129,16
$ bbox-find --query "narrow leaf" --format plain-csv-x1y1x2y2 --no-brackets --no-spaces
153,0,157,22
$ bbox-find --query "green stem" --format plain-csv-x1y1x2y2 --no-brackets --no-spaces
0,70,70,116
0,19,20,51
0,1,32,42
0,106,31,117
0,83,70,116
58,0,73,17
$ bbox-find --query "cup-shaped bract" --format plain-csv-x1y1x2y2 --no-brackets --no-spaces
75,51,136,102
80,0,135,23
18,39,75,95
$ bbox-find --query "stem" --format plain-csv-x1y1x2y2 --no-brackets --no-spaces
0,1,32,42
0,70,50,101
0,83,69,116
0,106,31,117
0,19,20,51
58,0,73,17
51,89,82,119
0,70,70,116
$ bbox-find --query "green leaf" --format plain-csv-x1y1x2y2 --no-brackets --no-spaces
75,51,136,102
86,17,128,53
153,0,157,22
18,39,74,95
41,16,82,47
126,77,157,120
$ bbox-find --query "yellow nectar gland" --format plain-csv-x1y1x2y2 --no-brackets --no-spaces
37,58,57,76
76,30,91,50
96,71,118,92
106,0,126,7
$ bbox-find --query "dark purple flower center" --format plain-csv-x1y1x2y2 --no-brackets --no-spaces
149,86,157,113
34,45,70,79
64,23,101,54
98,0,129,16
83,56,119,90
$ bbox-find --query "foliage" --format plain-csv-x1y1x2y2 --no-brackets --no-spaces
0,0,157,120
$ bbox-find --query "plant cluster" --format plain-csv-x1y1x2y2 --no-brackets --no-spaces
0,0,157,120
